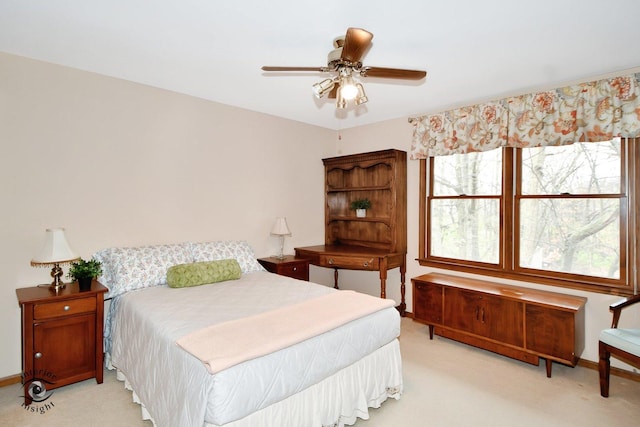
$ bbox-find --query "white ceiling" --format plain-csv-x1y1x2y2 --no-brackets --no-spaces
2,1,640,130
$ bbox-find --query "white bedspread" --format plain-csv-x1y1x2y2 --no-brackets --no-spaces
107,271,401,427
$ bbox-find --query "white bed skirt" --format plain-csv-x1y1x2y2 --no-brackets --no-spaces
109,339,403,427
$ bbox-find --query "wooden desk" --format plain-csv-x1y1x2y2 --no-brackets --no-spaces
295,244,406,315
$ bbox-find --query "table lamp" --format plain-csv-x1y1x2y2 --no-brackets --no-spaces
270,217,291,260
31,228,80,291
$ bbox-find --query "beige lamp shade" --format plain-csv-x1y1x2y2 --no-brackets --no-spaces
31,228,80,291
270,217,292,236
31,228,79,265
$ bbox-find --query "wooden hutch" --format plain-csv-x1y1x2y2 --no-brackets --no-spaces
295,149,407,314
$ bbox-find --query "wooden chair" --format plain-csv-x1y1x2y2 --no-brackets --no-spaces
599,294,640,397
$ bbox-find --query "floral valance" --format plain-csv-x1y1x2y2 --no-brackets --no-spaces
409,73,640,159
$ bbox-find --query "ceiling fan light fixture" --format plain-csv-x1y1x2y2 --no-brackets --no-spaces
339,75,358,100
355,83,368,105
336,91,347,109
312,78,335,98
262,27,427,111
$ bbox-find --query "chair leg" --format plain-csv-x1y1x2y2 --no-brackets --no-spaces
599,340,611,397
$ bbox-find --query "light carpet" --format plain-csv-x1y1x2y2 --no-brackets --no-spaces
1,317,638,426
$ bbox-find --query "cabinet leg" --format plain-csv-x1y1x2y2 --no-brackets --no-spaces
428,325,434,340
333,268,339,289
545,359,553,378
23,384,32,406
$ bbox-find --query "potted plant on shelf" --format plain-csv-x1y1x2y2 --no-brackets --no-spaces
68,258,102,291
350,198,371,218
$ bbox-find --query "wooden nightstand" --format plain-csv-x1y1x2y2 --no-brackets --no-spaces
16,280,108,405
258,256,310,281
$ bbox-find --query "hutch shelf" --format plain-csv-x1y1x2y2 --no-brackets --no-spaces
296,149,407,314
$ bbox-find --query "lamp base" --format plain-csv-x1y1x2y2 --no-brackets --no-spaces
274,235,287,260
48,282,66,292
49,263,66,292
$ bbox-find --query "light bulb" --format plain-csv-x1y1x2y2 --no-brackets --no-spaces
340,76,358,100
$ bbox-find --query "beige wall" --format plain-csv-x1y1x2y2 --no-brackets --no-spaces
0,51,635,380
0,52,334,379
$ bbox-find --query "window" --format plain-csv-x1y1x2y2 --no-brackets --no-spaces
419,138,639,295
430,149,502,264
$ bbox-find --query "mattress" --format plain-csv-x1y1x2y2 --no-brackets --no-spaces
106,271,402,427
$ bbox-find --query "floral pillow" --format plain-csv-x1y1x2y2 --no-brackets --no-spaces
94,243,192,298
190,240,265,274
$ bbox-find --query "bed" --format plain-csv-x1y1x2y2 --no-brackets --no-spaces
95,241,403,427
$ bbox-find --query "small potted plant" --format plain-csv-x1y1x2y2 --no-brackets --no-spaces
350,198,371,218
68,258,102,291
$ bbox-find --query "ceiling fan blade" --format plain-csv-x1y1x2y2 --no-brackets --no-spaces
340,28,373,63
262,66,327,72
361,66,427,80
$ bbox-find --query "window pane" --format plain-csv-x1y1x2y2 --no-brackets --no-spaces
433,149,502,196
430,198,500,263
521,140,621,195
519,199,620,279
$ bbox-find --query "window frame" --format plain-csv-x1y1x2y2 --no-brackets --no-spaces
418,138,639,296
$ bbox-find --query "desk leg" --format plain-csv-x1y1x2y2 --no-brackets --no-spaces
333,268,339,289
379,258,388,299
399,258,406,316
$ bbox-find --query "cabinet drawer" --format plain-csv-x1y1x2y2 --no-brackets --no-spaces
34,297,96,320
319,254,379,270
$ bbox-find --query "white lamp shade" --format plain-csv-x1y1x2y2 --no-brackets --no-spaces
31,228,79,265
270,217,291,236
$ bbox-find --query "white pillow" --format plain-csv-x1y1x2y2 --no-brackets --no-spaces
190,240,265,274
94,243,192,298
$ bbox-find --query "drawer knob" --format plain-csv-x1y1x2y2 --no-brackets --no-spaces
35,352,42,359
363,258,374,267
63,305,70,311
293,267,297,271
328,258,334,265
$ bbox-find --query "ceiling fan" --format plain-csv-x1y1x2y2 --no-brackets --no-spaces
261,27,427,109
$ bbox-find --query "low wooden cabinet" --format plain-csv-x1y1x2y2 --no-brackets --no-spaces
412,273,587,377
444,287,524,347
16,281,107,404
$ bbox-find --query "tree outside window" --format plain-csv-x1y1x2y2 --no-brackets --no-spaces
420,138,637,295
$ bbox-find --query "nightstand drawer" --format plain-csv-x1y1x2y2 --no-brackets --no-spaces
257,256,310,281
278,263,309,280
319,254,379,270
34,297,96,320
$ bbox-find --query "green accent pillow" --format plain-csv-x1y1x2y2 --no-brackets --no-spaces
167,259,242,288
